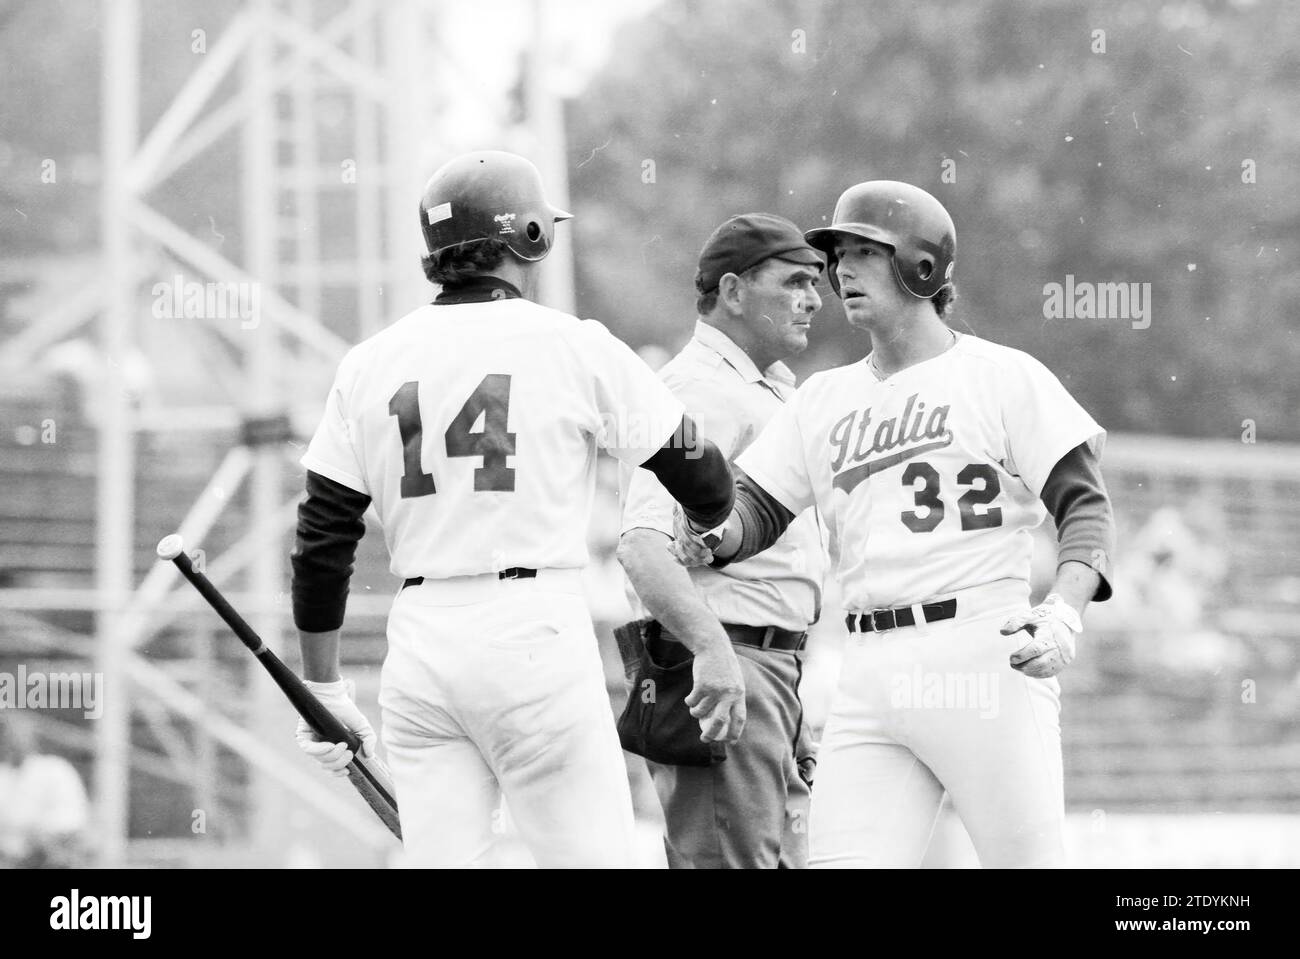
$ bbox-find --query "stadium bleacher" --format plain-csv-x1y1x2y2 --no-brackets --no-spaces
3,394,1299,854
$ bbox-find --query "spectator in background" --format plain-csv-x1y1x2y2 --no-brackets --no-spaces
1103,505,1241,697
0,712,90,868
43,337,157,426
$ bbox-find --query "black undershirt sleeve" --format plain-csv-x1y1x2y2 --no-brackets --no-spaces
291,470,371,633
1040,442,1115,602
640,414,735,531
710,471,795,569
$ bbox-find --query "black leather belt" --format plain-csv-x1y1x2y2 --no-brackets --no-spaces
646,620,807,656
402,568,537,590
845,598,958,634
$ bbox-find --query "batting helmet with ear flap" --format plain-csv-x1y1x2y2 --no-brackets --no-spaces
804,180,955,299
419,151,572,263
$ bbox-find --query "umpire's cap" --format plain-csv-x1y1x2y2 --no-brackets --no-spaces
805,181,955,298
695,213,824,294
419,151,572,263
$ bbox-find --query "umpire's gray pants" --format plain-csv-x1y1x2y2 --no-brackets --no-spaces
645,637,811,869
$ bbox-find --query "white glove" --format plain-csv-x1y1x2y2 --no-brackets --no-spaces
1000,594,1083,679
294,678,377,778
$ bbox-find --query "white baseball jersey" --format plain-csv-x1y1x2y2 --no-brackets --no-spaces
736,333,1103,612
620,321,826,632
302,298,684,580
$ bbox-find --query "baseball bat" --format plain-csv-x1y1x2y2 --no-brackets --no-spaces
156,534,402,841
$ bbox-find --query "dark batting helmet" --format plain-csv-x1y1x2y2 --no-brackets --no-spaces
804,181,955,299
418,150,572,263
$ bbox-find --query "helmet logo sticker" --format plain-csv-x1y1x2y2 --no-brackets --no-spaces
425,202,452,225
494,212,517,235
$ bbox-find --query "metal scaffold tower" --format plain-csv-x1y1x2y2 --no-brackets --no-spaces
5,0,574,865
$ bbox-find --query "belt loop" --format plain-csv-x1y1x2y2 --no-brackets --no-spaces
761,626,776,649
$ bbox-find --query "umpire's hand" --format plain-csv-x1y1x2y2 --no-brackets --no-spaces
686,644,746,744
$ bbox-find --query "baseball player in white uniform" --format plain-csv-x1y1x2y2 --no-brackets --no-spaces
677,181,1116,867
289,151,740,867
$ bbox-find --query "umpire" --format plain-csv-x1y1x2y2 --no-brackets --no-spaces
617,214,827,868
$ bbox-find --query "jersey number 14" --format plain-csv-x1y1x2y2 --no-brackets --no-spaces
388,375,516,497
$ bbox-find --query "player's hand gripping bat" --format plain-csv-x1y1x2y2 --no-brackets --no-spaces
156,534,401,840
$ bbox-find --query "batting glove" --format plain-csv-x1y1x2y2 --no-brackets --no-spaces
294,678,377,778
669,504,720,568
1000,594,1083,679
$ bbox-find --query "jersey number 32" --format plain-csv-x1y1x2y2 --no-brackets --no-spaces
900,461,1003,533
388,375,516,497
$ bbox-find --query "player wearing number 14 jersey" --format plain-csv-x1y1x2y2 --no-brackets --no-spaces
289,152,738,866
684,181,1117,867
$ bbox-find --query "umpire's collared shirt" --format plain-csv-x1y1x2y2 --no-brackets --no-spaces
621,320,825,632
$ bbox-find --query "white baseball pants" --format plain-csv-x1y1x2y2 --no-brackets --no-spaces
379,571,638,867
810,580,1065,868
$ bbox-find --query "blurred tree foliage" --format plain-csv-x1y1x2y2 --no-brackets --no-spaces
2,0,1295,441
568,0,1300,442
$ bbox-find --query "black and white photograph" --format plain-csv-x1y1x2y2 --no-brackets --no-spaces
0,0,1294,914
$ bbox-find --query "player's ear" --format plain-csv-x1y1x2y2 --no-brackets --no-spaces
717,272,744,315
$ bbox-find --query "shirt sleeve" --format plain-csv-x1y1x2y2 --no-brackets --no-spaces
734,389,816,515
1040,443,1115,601
711,473,796,568
620,376,744,538
621,466,675,537
291,471,372,632
575,321,685,466
1001,353,1105,497
300,352,369,495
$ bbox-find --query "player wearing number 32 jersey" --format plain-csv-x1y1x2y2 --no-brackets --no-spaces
687,181,1117,867
289,152,737,866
